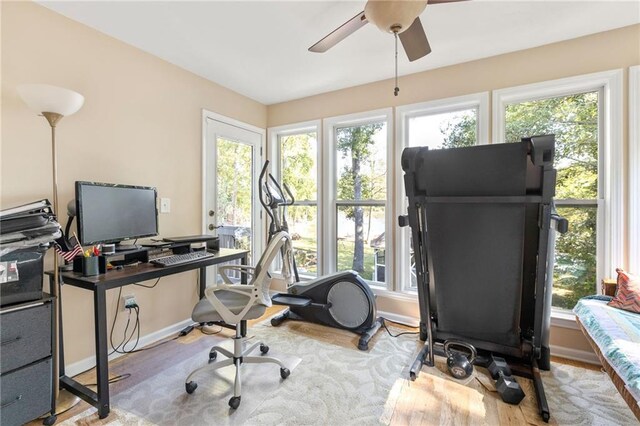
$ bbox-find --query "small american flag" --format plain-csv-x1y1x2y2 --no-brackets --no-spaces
54,235,84,262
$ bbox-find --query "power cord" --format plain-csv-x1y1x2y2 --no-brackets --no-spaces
198,323,223,335
381,318,420,338
134,277,161,289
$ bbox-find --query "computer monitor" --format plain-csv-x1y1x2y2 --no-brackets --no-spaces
75,181,158,247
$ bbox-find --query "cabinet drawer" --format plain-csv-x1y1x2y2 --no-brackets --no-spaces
0,300,52,374
0,358,52,426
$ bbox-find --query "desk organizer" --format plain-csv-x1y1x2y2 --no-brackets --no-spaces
73,248,150,274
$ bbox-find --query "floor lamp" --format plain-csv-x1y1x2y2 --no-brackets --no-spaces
17,84,84,416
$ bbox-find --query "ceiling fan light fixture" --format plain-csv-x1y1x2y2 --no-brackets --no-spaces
364,0,428,33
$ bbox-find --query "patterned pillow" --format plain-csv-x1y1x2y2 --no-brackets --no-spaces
607,268,640,314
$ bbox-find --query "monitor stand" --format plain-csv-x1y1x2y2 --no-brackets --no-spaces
115,242,142,252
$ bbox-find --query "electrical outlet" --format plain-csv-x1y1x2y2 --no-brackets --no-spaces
122,294,137,310
160,198,171,213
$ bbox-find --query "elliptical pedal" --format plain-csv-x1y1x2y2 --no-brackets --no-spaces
271,293,312,307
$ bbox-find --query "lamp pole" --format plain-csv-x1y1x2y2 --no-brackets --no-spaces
17,84,85,419
42,112,65,404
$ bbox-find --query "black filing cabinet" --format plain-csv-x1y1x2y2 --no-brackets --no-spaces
0,295,55,426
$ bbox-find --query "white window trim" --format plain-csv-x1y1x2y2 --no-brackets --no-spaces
630,65,640,275
267,120,322,277
395,92,490,292
323,108,394,289
492,69,624,316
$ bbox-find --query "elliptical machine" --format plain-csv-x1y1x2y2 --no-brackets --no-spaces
260,161,384,351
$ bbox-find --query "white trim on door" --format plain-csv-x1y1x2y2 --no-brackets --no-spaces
201,109,266,265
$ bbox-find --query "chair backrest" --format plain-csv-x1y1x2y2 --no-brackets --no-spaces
248,230,294,306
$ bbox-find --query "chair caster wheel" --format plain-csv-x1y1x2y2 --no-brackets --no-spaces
271,316,284,326
260,344,269,354
43,414,57,426
229,396,241,409
280,368,290,379
209,350,217,363
185,381,198,394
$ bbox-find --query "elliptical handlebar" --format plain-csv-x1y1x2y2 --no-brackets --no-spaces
259,160,295,208
259,161,275,223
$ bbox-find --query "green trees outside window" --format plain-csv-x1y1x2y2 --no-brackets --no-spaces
505,92,599,310
280,132,318,276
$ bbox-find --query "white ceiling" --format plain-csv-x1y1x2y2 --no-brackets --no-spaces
39,1,640,105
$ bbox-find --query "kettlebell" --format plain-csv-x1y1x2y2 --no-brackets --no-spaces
444,340,476,380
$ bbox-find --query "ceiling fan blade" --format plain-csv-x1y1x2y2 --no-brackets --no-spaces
399,17,431,62
309,11,368,53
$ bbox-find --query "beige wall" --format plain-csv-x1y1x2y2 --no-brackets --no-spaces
1,1,266,364
268,24,640,127
267,24,640,357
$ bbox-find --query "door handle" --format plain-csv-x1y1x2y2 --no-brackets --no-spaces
208,224,215,231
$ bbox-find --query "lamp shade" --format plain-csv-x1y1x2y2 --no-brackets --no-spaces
364,0,428,33
17,84,84,116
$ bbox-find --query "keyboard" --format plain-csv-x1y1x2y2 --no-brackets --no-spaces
151,251,215,267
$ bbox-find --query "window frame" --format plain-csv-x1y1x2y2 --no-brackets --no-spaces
493,69,624,317
395,92,490,292
267,120,322,279
630,65,640,276
324,108,394,289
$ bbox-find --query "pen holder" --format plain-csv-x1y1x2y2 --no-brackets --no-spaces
82,256,99,276
73,256,100,276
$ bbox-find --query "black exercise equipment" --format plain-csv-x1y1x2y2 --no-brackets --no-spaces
444,340,476,380
488,355,525,405
399,135,568,422
259,161,384,351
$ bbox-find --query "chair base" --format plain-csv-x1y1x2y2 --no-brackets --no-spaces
185,322,290,409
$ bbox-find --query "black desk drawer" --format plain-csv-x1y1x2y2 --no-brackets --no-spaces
0,357,52,426
0,300,52,374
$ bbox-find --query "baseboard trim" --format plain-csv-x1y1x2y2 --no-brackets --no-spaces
65,318,193,377
378,310,420,327
550,344,600,366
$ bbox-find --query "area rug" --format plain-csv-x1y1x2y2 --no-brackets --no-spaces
61,320,637,425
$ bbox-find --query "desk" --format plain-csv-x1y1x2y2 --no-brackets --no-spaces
47,248,248,419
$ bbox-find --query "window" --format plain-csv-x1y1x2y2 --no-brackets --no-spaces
335,122,388,284
630,66,640,276
324,109,393,288
397,94,489,291
279,130,319,278
494,70,623,312
506,92,599,310
270,121,320,279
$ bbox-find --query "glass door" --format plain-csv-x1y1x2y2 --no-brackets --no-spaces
205,117,263,285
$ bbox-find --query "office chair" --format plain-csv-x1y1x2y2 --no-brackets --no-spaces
184,231,292,409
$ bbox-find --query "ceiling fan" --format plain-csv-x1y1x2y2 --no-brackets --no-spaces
309,0,468,95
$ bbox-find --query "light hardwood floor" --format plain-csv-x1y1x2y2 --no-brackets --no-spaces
33,306,599,425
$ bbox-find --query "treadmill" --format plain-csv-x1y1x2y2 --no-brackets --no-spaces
399,135,568,422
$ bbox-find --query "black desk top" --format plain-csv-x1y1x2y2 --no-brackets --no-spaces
47,248,248,291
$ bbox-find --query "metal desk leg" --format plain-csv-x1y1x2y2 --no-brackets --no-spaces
241,253,247,337
56,278,66,378
199,266,206,299
94,287,110,419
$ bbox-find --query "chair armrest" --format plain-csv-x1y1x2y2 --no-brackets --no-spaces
218,265,256,284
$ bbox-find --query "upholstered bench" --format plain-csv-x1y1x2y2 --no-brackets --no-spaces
574,296,640,420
